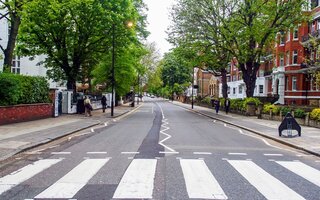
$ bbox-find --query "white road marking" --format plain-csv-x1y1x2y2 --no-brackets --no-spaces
228,153,247,155
316,161,320,163
51,152,71,155
35,159,109,199
0,159,62,195
296,154,312,157
276,161,320,187
91,128,94,132
104,122,108,126
228,160,305,200
193,152,212,155
180,159,227,199
159,151,179,154
121,152,139,154
264,154,283,156
113,159,157,199
86,152,107,154
159,118,176,152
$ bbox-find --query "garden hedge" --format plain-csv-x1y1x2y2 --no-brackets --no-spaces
0,73,50,106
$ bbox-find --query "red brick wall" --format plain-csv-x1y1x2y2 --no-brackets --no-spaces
0,103,53,125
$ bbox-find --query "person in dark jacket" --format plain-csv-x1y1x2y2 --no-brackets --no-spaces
101,95,107,113
224,98,230,114
214,99,220,114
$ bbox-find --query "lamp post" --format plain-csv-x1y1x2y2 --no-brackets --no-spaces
191,66,195,109
110,21,133,117
111,24,115,117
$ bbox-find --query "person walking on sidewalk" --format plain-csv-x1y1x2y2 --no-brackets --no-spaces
84,96,92,117
214,99,220,114
101,95,107,113
224,98,230,114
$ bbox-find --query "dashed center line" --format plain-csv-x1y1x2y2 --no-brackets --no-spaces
193,152,212,155
159,151,179,154
264,154,283,156
51,152,71,155
121,152,140,155
228,153,247,155
86,152,107,154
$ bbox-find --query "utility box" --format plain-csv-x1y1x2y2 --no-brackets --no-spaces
62,91,77,114
104,93,115,108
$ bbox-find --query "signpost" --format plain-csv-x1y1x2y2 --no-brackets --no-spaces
278,112,301,137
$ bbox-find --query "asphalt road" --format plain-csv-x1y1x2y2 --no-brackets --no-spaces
0,98,319,200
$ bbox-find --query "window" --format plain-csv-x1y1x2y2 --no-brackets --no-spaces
227,86,230,94
259,85,264,94
280,55,284,66
239,86,243,94
233,88,236,94
292,76,297,91
311,0,319,10
285,76,289,91
11,56,21,74
280,33,285,45
293,27,299,40
292,50,298,64
286,51,290,65
286,31,290,42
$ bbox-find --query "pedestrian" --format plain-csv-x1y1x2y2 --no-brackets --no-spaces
225,98,230,114
210,96,215,108
84,96,92,117
214,99,220,114
101,95,107,113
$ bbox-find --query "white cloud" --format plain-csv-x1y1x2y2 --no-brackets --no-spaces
144,0,175,56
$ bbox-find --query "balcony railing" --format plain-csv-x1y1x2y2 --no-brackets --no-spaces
302,29,320,43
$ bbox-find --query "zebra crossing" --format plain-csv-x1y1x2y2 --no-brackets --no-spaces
0,157,319,199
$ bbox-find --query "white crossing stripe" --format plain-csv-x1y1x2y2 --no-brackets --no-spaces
35,159,109,199
0,159,62,195
228,160,305,200
180,159,227,199
276,161,320,187
113,159,157,199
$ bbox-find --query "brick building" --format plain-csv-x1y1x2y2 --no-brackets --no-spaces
273,2,320,106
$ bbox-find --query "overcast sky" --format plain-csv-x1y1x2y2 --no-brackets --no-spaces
144,0,175,56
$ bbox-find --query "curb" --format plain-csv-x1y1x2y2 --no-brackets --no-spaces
173,102,320,158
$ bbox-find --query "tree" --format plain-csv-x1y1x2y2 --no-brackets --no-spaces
0,0,27,72
169,0,306,97
18,0,144,93
161,49,191,98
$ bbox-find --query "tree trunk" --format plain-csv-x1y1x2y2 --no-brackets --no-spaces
67,78,76,94
3,13,21,72
220,68,228,98
240,62,259,97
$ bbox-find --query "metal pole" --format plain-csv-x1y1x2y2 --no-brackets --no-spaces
137,74,140,105
111,24,115,117
191,67,194,109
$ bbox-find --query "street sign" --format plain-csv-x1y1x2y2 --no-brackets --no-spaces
278,112,301,137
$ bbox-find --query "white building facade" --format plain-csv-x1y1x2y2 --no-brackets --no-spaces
0,9,56,88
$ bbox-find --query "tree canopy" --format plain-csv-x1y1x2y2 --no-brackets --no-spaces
169,0,307,97
18,0,147,94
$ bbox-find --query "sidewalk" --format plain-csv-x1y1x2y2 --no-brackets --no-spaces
0,103,137,162
172,101,320,157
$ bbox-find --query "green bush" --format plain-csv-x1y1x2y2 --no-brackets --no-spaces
201,97,211,105
230,98,244,111
262,104,279,114
0,73,50,106
279,107,291,115
294,108,306,118
243,97,261,106
310,108,320,121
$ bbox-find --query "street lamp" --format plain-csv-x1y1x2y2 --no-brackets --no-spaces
110,21,133,117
